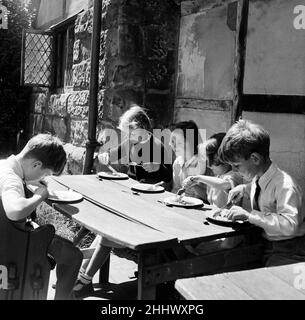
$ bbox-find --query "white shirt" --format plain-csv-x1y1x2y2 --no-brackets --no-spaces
172,155,206,193
246,163,305,241
0,155,25,199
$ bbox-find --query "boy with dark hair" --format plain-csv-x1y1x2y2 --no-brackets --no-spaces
0,134,82,299
219,120,305,266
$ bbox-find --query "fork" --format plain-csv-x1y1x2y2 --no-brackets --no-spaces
213,201,233,218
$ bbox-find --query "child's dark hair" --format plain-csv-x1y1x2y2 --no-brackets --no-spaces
171,120,200,155
205,132,227,166
118,105,152,132
219,119,270,163
23,134,67,175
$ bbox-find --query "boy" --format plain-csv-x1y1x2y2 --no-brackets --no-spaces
219,119,305,266
0,134,82,299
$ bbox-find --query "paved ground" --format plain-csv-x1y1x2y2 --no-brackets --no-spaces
47,252,138,300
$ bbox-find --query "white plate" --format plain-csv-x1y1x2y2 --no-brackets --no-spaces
97,171,129,180
48,190,83,203
131,183,165,193
206,209,249,227
27,185,83,203
163,196,203,208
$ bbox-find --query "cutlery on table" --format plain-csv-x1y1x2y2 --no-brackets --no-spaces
175,187,186,202
213,201,233,218
106,164,119,174
147,181,164,190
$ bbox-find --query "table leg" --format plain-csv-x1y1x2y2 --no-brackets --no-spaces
73,226,90,246
137,249,160,300
99,255,110,284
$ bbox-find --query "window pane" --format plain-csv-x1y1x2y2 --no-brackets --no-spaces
22,31,54,87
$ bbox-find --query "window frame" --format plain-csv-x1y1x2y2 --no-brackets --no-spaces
51,17,76,89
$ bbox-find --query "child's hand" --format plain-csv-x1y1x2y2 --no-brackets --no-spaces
183,176,199,188
33,180,49,200
227,206,250,221
227,184,246,204
98,152,110,165
142,162,160,173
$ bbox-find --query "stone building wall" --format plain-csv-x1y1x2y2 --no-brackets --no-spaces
29,0,180,174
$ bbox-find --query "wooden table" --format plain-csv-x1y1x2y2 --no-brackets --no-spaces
175,262,305,300
47,174,263,300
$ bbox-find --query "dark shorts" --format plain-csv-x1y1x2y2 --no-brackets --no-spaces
263,235,305,267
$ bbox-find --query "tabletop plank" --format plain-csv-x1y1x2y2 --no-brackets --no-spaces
46,179,178,250
176,263,305,300
267,262,305,293
223,266,305,300
91,176,255,240
175,274,253,300
52,175,245,245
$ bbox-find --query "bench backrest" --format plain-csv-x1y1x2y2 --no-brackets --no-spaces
0,199,54,300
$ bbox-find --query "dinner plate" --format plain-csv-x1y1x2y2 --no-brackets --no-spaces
206,209,249,227
163,196,203,208
27,185,83,203
97,171,129,180
131,183,165,193
48,190,84,203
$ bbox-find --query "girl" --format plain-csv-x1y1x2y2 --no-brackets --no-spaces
183,132,243,208
98,105,172,185
169,121,211,201
182,132,244,254
73,105,172,297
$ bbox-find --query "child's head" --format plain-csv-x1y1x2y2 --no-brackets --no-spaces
169,121,200,160
20,133,66,181
219,119,270,180
204,132,230,176
118,105,152,144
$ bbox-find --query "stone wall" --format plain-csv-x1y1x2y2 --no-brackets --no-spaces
30,0,180,174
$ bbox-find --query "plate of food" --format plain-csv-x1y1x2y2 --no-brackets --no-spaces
131,182,165,193
206,209,249,227
48,190,83,203
97,171,129,180
27,185,83,203
163,196,203,208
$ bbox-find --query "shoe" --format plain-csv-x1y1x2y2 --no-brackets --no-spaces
73,280,94,299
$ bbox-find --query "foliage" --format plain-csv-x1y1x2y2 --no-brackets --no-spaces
0,0,35,153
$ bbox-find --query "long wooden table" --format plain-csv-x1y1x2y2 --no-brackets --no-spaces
47,174,263,300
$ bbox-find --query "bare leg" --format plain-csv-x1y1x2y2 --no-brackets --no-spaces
85,238,112,278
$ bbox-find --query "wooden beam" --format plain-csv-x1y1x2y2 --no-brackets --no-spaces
141,243,264,287
232,0,249,124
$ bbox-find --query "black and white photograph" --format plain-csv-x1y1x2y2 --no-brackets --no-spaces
1,0,305,313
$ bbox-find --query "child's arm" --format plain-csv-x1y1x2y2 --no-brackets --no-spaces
183,175,232,192
248,185,302,237
228,184,302,237
2,182,48,221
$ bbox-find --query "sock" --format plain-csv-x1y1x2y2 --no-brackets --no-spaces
78,267,86,278
74,273,92,291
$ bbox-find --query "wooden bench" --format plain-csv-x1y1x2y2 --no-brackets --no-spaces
175,262,305,300
0,200,55,300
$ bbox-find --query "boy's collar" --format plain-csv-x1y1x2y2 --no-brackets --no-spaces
255,162,277,190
